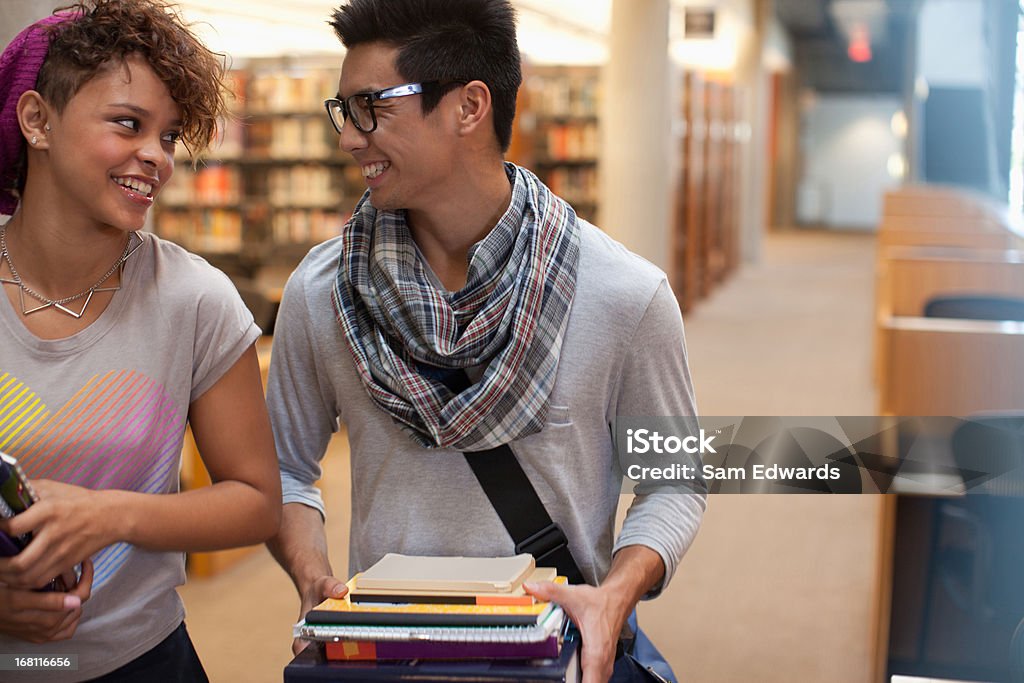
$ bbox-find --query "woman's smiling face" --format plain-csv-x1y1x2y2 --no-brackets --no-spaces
40,53,181,231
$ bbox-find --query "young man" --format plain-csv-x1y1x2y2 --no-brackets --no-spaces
266,1,705,681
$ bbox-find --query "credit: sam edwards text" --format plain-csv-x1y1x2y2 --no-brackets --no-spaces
625,463,843,481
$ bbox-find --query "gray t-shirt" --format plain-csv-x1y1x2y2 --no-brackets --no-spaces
0,233,259,681
268,220,705,593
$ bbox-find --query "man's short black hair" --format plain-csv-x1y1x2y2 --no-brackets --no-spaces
330,0,521,152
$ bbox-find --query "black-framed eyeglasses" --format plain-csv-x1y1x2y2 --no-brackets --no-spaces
324,80,466,134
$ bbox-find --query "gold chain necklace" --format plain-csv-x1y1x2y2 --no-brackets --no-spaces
0,228,144,319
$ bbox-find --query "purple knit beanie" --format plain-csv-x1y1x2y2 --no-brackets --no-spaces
0,13,77,215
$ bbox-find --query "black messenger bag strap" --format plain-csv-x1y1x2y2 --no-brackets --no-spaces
463,444,585,585
438,368,585,584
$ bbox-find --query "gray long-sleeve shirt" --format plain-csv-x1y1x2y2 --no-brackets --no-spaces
266,220,705,594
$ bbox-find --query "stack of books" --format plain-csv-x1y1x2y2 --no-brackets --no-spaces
294,554,573,664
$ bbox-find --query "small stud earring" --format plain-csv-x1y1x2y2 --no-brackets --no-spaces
30,136,37,145
44,124,51,132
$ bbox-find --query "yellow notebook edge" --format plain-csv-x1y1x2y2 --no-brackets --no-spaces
310,574,568,615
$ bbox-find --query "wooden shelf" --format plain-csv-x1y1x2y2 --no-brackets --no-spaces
533,158,599,166
534,114,600,124
243,110,327,119
232,156,350,166
672,71,742,312
160,203,244,211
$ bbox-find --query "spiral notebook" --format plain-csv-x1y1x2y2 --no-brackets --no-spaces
297,605,567,662
296,604,565,643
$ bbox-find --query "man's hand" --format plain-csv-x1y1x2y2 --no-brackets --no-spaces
524,580,628,683
292,575,348,655
525,545,666,683
268,502,350,656
0,559,93,643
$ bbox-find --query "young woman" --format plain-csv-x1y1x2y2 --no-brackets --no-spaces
0,2,280,680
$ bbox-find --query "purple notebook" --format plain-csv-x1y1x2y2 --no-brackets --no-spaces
325,634,560,661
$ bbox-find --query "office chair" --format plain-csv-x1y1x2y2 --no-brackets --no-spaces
923,294,1024,321
916,416,1024,679
922,296,1024,641
887,295,1024,679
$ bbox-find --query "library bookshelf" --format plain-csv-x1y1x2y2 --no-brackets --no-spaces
157,61,604,272
514,65,601,223
672,71,743,312
156,60,361,275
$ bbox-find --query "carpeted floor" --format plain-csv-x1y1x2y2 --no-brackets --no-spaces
634,229,882,683
178,228,881,682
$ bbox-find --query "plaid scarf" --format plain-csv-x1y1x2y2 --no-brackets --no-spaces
332,163,580,451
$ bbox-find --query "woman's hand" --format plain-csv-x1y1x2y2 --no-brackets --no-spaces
0,559,93,643
0,480,115,590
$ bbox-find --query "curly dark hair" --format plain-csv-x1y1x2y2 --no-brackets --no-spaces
38,0,228,156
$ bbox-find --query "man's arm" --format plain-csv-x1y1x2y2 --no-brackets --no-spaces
613,277,705,595
262,261,347,653
530,277,705,683
266,503,347,654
